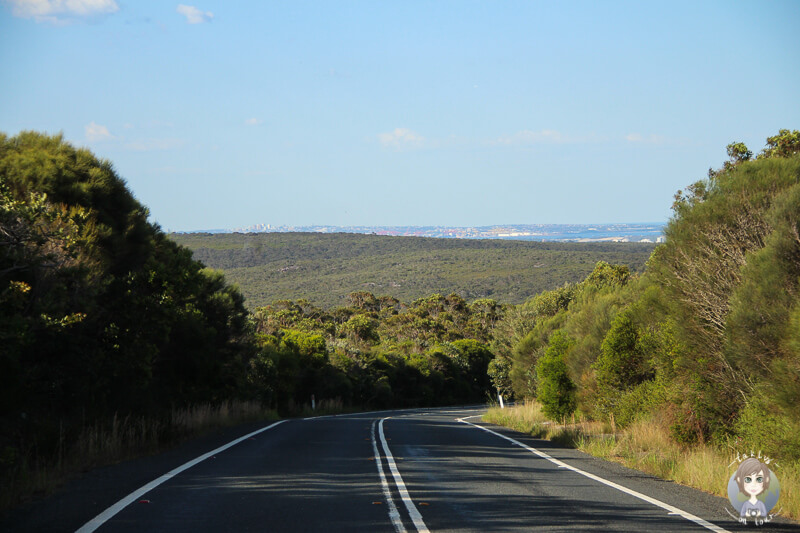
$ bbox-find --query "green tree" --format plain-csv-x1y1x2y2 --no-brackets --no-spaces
487,356,513,398
594,310,654,392
759,129,800,159
450,339,494,398
343,314,380,343
347,291,380,312
535,330,577,420
0,131,255,417
726,141,753,163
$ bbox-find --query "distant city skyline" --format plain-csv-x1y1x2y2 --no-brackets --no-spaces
180,222,666,244
2,1,798,231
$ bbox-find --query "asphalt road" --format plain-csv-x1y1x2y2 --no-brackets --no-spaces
4,406,798,532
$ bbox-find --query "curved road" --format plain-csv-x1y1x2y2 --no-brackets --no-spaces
6,406,797,531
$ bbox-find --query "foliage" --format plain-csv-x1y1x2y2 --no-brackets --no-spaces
502,131,800,462
0,132,254,507
248,292,501,411
487,356,513,398
592,309,655,408
759,129,800,159
653,147,800,444
170,231,655,309
535,330,577,420
724,181,800,417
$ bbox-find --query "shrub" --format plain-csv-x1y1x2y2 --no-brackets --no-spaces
536,330,577,420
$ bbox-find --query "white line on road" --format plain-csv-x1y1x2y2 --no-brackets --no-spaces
371,420,406,533
75,420,288,533
379,417,430,533
457,417,731,533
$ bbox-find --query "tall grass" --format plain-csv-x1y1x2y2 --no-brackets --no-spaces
1,401,277,514
484,402,800,522
298,397,348,417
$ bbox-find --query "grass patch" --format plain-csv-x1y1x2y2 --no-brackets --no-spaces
1,401,277,515
297,397,349,417
484,401,800,522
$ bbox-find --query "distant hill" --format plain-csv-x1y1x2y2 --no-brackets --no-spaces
170,232,657,309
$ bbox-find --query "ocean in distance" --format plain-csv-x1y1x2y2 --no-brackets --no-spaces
187,223,666,243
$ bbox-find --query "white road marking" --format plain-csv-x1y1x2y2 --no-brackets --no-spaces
458,417,731,533
302,405,486,421
371,420,406,533
75,420,288,533
303,408,399,421
379,417,430,533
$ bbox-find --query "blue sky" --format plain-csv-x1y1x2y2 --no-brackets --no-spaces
1,1,798,231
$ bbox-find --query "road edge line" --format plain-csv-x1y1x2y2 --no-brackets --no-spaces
457,417,731,533
379,418,430,533
75,419,288,533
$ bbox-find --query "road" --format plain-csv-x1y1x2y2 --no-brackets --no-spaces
5,406,797,532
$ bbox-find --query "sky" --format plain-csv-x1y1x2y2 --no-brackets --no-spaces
1,1,799,231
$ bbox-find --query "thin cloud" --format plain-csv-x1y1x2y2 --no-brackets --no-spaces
492,129,568,146
489,129,608,147
245,118,263,126
85,121,113,141
6,0,119,24
378,128,425,149
176,4,213,24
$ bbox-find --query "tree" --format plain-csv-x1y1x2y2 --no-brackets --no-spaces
343,314,380,343
347,291,379,312
581,261,630,290
594,310,654,392
487,356,513,398
0,131,255,416
536,330,577,420
759,129,800,159
707,141,754,178
450,339,493,398
727,142,753,164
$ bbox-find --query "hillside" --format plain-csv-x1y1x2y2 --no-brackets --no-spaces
169,232,656,309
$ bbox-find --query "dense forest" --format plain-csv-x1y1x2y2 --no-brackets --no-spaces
2,129,799,513
170,232,655,309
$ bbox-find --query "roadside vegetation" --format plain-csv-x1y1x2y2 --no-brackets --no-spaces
485,401,800,522
2,129,799,522
485,130,800,521
0,132,275,511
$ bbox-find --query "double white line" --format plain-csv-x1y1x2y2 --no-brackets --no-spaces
371,418,430,533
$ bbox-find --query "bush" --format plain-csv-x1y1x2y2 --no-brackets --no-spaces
612,379,667,428
733,389,800,461
536,330,577,420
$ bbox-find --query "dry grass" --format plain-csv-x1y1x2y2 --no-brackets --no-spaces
484,402,800,522
485,400,611,444
299,397,347,417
